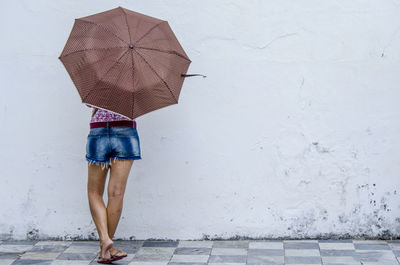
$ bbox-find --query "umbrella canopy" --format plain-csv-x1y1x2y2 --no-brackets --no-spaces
58,6,192,119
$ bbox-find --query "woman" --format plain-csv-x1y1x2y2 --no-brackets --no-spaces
85,106,142,264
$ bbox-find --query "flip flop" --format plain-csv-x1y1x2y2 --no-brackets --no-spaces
110,250,128,261
97,255,113,264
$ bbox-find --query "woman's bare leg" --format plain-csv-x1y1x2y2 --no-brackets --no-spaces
87,163,114,260
106,158,133,256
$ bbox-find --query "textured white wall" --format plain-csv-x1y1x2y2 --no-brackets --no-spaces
0,0,400,240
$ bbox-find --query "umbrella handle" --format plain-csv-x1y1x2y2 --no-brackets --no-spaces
181,73,207,78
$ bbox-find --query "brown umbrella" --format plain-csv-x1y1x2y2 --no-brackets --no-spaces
58,6,205,119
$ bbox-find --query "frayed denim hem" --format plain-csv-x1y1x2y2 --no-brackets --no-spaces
86,156,141,171
86,156,111,171
110,156,142,161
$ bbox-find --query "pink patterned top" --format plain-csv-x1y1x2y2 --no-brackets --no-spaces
90,108,135,123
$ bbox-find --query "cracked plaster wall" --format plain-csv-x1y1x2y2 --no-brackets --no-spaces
0,0,400,240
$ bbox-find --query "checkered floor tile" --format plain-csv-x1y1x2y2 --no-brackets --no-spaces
0,239,399,264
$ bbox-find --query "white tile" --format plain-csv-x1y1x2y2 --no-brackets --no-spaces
319,242,355,250
209,263,246,265
283,239,319,243
20,251,61,260
353,240,388,244
36,241,72,246
211,247,247,255
0,245,33,253
322,256,360,264
129,262,168,265
0,260,15,265
135,247,175,255
285,248,320,256
63,245,98,253
50,261,91,265
249,241,283,249
177,240,213,248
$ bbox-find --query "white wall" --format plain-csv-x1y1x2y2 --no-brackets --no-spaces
1,0,400,240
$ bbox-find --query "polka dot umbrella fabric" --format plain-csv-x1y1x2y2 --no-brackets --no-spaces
58,6,192,119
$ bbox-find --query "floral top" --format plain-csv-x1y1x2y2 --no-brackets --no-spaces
90,108,134,123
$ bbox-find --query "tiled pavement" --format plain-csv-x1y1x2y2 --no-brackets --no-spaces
1,239,400,265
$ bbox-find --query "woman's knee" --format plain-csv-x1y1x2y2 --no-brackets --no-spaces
108,185,125,198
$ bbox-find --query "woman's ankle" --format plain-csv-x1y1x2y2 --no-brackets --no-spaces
100,238,113,246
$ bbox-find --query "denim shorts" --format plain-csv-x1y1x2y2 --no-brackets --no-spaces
85,124,141,170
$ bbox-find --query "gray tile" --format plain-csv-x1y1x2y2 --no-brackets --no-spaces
283,240,319,243
208,263,246,265
355,250,397,262
131,253,172,261
320,249,357,256
211,241,249,249
208,255,247,263
285,249,320,257
55,253,96,260
168,262,207,265
387,240,400,244
354,243,391,250
317,239,353,243
321,255,360,264
113,240,143,252
2,242,37,246
323,263,359,265
173,247,211,255
169,255,209,263
69,242,98,247
142,241,178,247
0,253,21,260
284,242,319,249
353,240,388,244
388,243,400,250
284,256,322,264
246,263,283,265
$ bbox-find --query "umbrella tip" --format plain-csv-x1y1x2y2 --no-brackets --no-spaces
181,73,207,78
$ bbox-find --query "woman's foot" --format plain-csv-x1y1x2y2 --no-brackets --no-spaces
98,238,113,264
109,247,127,261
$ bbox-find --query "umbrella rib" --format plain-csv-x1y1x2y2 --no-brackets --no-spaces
120,7,132,44
64,48,124,84
59,46,127,59
130,50,135,118
134,46,191,62
76,18,129,45
120,7,135,118
134,21,167,45
133,50,178,104
82,49,130,102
